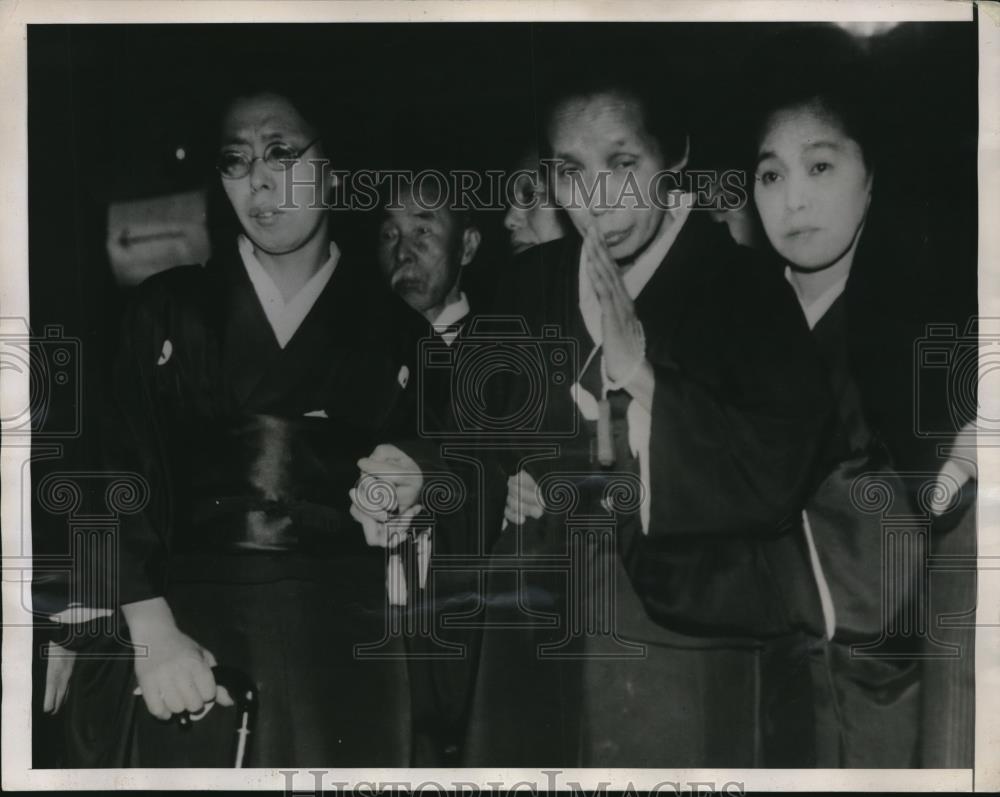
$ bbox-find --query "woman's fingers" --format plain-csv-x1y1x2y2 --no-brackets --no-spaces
138,675,170,720
353,476,400,515
350,500,387,546
353,466,422,514
368,443,406,462
583,228,643,374
350,492,424,548
583,236,612,301
586,226,633,305
396,504,425,530
587,227,621,287
358,444,420,480
159,676,187,716
505,492,527,523
584,230,633,330
507,471,545,521
216,685,234,708
173,669,205,714
503,504,524,527
350,485,398,523
593,242,634,326
189,657,217,703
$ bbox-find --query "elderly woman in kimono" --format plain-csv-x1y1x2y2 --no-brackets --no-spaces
357,63,837,767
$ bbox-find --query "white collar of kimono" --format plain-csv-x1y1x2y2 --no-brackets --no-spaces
577,193,693,347
572,193,693,535
783,264,850,331
431,292,470,347
238,234,340,349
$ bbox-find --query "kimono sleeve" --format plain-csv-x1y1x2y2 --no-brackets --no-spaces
102,281,177,606
645,257,835,537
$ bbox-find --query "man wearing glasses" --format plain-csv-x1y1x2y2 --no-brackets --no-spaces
62,80,426,768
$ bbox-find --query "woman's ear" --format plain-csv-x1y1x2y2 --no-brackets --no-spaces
460,227,482,267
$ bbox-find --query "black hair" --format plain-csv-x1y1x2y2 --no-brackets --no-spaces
742,25,878,173
204,69,343,251
210,69,339,159
537,60,692,171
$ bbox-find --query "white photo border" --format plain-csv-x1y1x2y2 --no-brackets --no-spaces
1,0,991,792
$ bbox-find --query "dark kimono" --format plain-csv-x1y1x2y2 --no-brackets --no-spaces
816,211,978,768
64,238,426,767
461,212,835,767
791,289,922,767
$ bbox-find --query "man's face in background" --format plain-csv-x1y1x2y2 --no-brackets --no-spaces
376,183,480,322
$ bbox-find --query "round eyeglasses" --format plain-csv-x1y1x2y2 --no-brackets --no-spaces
216,137,321,180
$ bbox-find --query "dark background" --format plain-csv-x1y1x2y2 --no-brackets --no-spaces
27,20,979,375
26,20,979,765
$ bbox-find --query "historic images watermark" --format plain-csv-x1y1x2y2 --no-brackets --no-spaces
279,769,746,795
240,160,750,214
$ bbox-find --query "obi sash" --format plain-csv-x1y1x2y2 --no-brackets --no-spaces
171,413,365,556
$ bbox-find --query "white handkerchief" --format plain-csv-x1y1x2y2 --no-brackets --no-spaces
303,409,328,418
626,400,652,534
386,553,408,606
397,364,410,389
932,459,973,515
157,339,173,365
416,529,432,589
571,381,600,421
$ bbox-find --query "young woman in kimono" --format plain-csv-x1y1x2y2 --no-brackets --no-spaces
360,69,837,767
62,79,426,767
748,27,977,766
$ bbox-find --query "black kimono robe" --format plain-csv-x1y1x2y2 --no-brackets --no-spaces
788,290,922,767
64,237,427,768
813,211,978,768
461,212,835,767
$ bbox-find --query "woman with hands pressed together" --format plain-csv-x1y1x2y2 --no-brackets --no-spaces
357,67,836,767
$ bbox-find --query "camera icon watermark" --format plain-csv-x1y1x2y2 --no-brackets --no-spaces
914,317,997,437
0,318,82,439
417,315,578,439
28,471,149,653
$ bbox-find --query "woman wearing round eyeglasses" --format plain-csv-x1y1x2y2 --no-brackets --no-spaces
63,79,425,768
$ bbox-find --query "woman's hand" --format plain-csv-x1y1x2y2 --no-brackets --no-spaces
356,444,424,518
122,597,232,721
349,496,424,548
43,641,76,715
582,225,646,385
504,469,545,527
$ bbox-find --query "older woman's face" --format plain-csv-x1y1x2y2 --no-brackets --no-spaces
754,103,872,270
548,92,671,262
503,159,569,255
219,92,332,256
